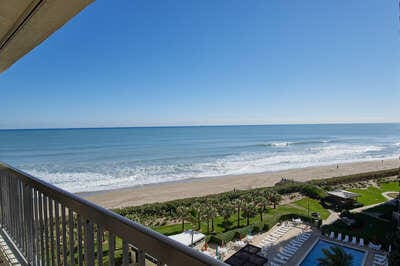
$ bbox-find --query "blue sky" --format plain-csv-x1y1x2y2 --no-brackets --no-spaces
1,0,399,129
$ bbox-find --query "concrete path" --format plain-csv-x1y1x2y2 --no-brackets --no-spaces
322,210,340,225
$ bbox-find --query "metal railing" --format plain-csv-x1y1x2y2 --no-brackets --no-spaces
0,162,227,266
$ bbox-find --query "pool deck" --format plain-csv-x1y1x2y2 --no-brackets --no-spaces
293,234,388,266
198,221,388,265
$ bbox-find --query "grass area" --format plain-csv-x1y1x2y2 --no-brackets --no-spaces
349,187,387,206
294,198,330,220
348,181,400,206
153,197,328,236
380,181,400,192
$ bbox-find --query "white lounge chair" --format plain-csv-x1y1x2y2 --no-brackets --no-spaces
285,245,298,253
374,254,386,260
295,238,305,243
359,238,364,247
343,235,349,242
288,242,300,248
351,236,357,245
329,232,335,239
281,248,295,256
373,256,386,263
337,233,342,241
270,262,281,266
274,257,286,264
277,253,289,261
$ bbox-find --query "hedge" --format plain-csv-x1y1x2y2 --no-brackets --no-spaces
278,213,322,227
208,222,270,245
309,168,399,187
114,168,398,227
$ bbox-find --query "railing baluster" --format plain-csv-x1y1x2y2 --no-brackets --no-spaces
122,240,129,266
97,225,103,266
26,185,34,264
77,214,83,266
44,195,50,265
33,189,40,266
55,201,61,265
108,232,115,266
69,209,74,266
61,206,68,266
138,249,145,266
49,198,55,266
38,192,45,265
84,219,95,265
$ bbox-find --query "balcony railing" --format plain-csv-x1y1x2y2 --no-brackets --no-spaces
0,162,227,266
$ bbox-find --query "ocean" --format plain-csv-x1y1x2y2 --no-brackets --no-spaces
0,123,399,193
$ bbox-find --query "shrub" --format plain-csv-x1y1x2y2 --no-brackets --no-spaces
208,225,255,245
301,184,327,199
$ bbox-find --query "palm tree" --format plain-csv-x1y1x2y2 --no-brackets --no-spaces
209,206,218,232
219,203,234,231
176,206,190,232
255,195,269,222
268,192,282,209
241,201,257,226
233,198,242,228
192,202,203,230
317,246,353,266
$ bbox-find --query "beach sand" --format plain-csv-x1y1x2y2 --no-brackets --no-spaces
81,158,400,209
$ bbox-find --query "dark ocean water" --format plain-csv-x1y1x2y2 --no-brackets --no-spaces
1,123,399,192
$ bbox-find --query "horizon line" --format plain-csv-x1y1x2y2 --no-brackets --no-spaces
1,121,399,131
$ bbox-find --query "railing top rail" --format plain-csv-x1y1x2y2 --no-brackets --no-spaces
0,162,227,266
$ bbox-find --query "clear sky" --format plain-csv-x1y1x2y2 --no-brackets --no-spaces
1,0,399,129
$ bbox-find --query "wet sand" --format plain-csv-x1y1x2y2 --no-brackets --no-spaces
80,158,399,209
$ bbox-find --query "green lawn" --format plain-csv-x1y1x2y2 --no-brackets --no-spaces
348,181,400,206
349,187,387,206
153,197,328,236
293,198,330,219
380,181,400,192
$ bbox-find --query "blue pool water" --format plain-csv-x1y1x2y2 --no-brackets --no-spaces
300,240,366,266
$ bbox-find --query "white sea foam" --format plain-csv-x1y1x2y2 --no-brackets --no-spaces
22,143,391,193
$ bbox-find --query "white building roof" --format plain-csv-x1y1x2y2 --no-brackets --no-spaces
327,189,359,199
169,230,205,246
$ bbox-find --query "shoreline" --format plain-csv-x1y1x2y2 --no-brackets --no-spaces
81,158,400,209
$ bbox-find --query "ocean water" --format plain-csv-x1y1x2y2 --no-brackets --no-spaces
0,124,399,193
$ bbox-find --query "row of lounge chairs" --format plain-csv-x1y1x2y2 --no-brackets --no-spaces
328,232,366,247
369,242,382,251
270,232,311,266
259,224,292,253
372,253,388,266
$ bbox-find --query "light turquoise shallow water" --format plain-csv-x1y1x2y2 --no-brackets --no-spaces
0,123,399,192
300,239,366,266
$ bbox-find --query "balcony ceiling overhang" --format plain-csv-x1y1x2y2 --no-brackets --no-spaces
0,0,94,73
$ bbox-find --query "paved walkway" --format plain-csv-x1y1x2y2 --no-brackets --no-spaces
322,210,340,225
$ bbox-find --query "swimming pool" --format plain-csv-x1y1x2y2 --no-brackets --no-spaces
300,239,366,266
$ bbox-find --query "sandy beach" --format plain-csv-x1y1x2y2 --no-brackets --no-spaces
81,158,400,209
